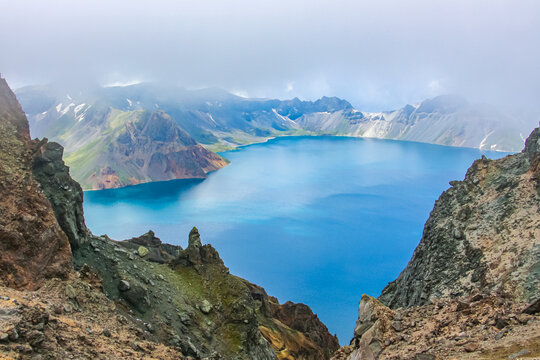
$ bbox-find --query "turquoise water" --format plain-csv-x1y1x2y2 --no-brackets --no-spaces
83,136,509,344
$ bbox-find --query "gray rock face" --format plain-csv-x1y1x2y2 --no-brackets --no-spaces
188,226,203,248
174,227,225,270
524,127,540,161
379,126,540,309
121,230,182,264
33,141,90,250
523,298,540,315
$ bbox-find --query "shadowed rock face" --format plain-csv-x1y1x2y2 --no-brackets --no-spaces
120,230,181,263
33,141,90,250
173,227,225,271
0,77,72,290
379,126,540,309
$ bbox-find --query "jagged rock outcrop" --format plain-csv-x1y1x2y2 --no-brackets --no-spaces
120,230,181,263
346,295,394,360
33,141,90,250
174,227,225,270
333,126,540,359
379,126,540,308
0,77,72,290
246,281,340,359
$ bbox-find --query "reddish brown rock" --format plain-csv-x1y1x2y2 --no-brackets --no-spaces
0,77,72,290
273,301,340,358
246,281,340,359
79,111,229,190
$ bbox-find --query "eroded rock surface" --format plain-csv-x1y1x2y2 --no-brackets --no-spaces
246,281,340,359
0,78,71,290
380,128,540,308
33,141,90,250
332,293,540,360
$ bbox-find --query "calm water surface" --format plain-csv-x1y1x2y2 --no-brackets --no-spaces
83,136,508,344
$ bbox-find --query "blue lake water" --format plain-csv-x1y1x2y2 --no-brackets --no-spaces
83,136,508,344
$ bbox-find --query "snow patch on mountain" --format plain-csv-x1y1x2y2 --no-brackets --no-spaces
479,131,494,149
74,104,86,114
272,108,298,126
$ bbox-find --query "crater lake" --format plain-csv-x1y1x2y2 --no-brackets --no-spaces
83,136,509,343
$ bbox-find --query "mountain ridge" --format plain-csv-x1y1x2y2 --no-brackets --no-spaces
17,83,532,189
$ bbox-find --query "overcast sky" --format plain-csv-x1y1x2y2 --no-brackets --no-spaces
1,0,539,111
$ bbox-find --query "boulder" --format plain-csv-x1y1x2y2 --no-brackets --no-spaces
137,246,149,257
200,300,212,314
348,295,394,360
118,280,131,292
523,298,540,315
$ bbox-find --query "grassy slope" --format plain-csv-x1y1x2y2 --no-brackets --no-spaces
64,110,144,187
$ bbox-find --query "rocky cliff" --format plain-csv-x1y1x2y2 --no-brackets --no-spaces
332,126,540,359
379,127,540,308
0,77,338,359
245,282,339,360
0,78,72,290
79,110,228,190
308,95,525,152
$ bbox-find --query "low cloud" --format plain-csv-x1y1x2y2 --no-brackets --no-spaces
1,0,539,114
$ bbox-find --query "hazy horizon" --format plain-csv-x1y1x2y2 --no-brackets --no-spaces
1,0,539,114
10,80,534,119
